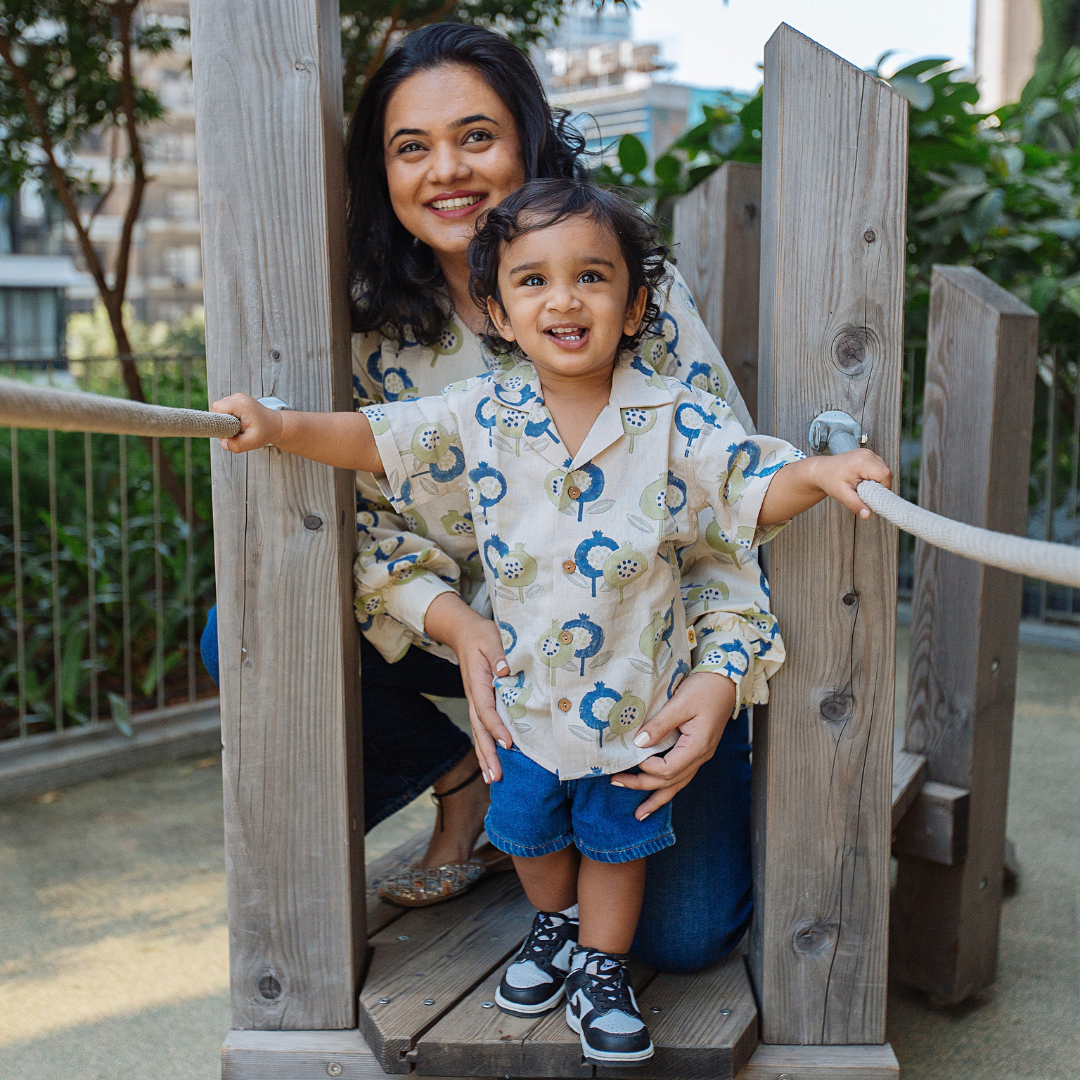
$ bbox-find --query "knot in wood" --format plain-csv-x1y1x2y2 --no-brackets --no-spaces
831,325,873,375
819,691,851,724
863,228,876,243
792,920,836,956
258,972,282,1000
842,591,858,606
743,201,758,224
304,515,323,530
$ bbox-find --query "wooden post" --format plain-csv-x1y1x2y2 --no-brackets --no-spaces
751,24,906,1048
672,161,762,425
191,0,364,1033
891,266,1037,1003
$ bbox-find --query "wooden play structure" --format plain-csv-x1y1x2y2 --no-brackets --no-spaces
3,8,1061,1080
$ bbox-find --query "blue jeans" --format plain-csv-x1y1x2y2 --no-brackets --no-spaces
200,608,752,972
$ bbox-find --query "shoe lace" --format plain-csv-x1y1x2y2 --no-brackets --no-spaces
517,913,572,964
582,956,635,1012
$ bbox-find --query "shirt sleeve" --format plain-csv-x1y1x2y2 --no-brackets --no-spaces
360,393,469,512
653,263,756,435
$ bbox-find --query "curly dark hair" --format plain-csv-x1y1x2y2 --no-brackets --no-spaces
467,178,671,357
345,24,588,347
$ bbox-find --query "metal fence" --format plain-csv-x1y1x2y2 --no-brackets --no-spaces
898,341,1080,625
0,355,216,743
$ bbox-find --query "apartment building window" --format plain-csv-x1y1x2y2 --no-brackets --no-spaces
0,288,64,360
162,245,201,285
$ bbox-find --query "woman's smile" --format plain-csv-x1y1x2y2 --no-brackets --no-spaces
427,190,488,219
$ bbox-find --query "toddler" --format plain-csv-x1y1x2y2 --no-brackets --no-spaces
213,178,891,1066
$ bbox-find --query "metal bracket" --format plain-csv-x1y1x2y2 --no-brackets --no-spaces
258,396,290,411
808,410,868,455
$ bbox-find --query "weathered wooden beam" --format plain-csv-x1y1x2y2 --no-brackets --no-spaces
672,161,762,425
891,265,1037,1004
735,1043,899,1079
191,0,364,1032
893,780,970,865
751,24,907,1045
891,729,928,830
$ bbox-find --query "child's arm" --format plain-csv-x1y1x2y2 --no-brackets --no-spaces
758,448,893,526
210,392,384,473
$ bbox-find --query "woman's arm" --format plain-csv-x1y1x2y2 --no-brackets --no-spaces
211,392,383,473
758,449,893,526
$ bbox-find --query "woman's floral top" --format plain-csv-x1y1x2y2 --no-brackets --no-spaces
362,358,802,779
352,264,787,716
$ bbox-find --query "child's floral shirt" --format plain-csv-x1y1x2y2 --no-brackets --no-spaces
352,265,789,721
362,356,803,780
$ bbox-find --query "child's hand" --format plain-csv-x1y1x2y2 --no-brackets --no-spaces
210,393,284,454
759,448,893,526
810,449,893,519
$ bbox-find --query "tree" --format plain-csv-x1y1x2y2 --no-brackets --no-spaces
0,0,190,513
1037,0,1080,70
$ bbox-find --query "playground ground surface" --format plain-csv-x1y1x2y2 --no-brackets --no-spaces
0,626,1076,1080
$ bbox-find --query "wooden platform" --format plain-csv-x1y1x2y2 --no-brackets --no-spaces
357,834,758,1080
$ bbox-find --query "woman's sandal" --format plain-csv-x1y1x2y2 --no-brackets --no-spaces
376,769,513,908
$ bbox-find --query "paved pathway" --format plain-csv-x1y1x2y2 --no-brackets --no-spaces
0,632,1075,1079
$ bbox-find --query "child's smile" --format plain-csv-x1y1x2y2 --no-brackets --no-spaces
487,214,647,384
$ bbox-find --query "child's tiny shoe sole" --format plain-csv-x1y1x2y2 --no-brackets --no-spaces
494,983,564,1017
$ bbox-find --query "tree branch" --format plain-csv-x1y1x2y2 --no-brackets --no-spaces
362,1,408,86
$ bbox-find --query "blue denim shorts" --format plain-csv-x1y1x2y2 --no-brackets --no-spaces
485,744,676,864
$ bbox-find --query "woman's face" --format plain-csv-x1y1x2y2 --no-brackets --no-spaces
383,64,527,258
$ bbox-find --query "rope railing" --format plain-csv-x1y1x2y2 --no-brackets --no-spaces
0,376,240,440
3,378,1080,589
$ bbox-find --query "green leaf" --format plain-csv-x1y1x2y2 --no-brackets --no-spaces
617,134,648,177
60,627,87,711
890,76,934,112
961,188,1005,244
1029,275,1061,313
654,154,681,184
108,692,134,738
708,122,744,156
1060,284,1080,318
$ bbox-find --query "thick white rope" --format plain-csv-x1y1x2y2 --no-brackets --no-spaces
0,376,240,440
858,480,1080,589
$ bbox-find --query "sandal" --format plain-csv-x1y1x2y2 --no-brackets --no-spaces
376,769,513,908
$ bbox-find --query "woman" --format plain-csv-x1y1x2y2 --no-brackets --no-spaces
205,23,781,971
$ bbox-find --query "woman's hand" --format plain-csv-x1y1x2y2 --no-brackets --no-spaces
758,449,893,527
423,593,512,784
610,671,737,820
211,393,283,453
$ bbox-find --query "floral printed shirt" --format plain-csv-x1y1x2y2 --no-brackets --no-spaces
352,264,787,718
362,357,803,780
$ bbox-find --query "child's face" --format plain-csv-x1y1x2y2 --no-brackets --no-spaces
487,214,648,381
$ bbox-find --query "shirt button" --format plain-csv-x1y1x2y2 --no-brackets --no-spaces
557,698,572,712
567,485,581,500
558,630,574,645
562,560,576,574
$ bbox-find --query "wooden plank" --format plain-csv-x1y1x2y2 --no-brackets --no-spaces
891,729,928,829
414,966,593,1078
597,955,758,1080
191,0,363,1031
0,699,220,802
751,24,907,1045
672,161,762,424
360,872,535,1073
365,830,431,937
222,1029,469,1080
736,1043,899,1079
893,780,969,865
891,265,1038,1003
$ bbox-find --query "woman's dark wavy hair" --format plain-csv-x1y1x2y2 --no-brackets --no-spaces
468,178,671,357
346,23,588,346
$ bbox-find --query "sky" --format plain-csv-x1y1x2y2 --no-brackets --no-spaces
631,0,975,91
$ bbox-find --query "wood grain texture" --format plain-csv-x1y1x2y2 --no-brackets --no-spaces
891,265,1037,1003
222,1029,469,1080
736,1043,899,1079
891,730,928,829
751,24,907,1045
893,781,970,865
597,956,758,1080
672,162,763,424
360,873,535,1073
191,0,363,1031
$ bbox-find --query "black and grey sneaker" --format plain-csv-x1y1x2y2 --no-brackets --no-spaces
495,910,579,1017
565,948,654,1065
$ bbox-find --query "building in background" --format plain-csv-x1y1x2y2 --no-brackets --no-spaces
536,1,746,165
974,0,1042,109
